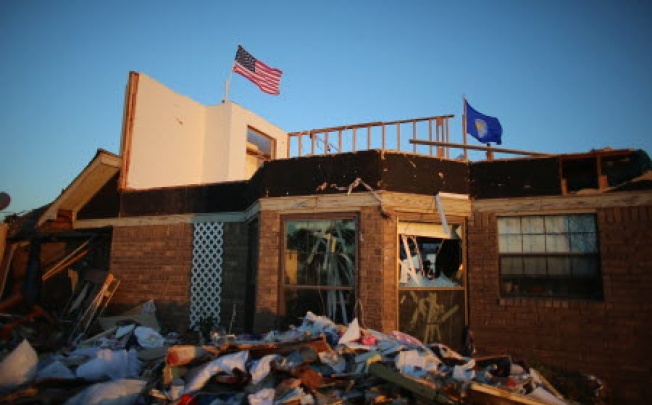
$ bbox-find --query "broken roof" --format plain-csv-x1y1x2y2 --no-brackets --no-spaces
36,149,121,228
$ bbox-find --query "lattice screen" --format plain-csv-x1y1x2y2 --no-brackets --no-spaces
190,222,224,330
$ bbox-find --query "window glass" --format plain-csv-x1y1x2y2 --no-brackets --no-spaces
545,234,570,252
247,128,273,157
570,233,597,253
547,256,572,276
497,217,521,234
522,216,544,234
545,216,567,234
571,256,599,277
500,257,523,275
522,234,545,253
282,217,356,325
522,257,547,276
246,128,275,176
498,214,602,300
499,234,522,253
284,289,355,326
569,215,595,233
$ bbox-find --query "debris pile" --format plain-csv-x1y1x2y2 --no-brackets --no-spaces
0,309,596,405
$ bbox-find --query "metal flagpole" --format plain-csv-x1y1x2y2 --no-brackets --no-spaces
462,95,468,161
223,63,234,103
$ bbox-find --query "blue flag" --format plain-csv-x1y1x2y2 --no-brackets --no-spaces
465,100,502,145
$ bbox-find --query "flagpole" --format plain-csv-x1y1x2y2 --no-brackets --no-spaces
223,63,234,103
462,95,468,161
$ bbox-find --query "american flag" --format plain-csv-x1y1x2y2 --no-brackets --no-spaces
232,45,283,95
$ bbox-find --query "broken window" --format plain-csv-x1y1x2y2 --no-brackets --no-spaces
246,127,274,176
398,222,465,349
498,214,603,300
281,216,356,326
398,223,463,288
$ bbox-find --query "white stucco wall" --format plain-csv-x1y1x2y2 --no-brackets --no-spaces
203,102,288,183
123,73,288,189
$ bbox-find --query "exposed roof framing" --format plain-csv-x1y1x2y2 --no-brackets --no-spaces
38,149,122,227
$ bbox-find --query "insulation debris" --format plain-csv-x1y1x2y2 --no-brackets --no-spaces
0,311,603,405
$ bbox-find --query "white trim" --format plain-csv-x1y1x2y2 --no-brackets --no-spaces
38,152,122,227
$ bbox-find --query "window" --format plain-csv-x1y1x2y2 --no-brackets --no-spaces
246,127,274,176
498,214,603,300
399,233,463,288
282,216,357,326
397,222,465,349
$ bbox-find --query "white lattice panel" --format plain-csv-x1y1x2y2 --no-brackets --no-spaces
190,222,224,330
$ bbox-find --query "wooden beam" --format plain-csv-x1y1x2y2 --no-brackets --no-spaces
384,192,471,217
473,190,652,213
368,363,453,403
466,383,550,405
409,139,549,157
74,208,259,229
288,115,455,137
258,192,472,217
119,71,139,191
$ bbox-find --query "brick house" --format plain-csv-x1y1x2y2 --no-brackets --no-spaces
31,72,652,403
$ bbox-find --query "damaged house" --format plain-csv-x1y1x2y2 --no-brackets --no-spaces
3,71,651,403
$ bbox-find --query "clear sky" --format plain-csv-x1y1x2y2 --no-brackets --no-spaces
1,0,651,218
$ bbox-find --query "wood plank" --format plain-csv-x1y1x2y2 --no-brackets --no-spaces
384,192,471,217
368,363,453,404
260,192,472,217
466,383,549,405
0,229,15,301
473,191,652,213
119,71,139,190
74,206,259,229
410,139,550,157
287,115,454,137
259,193,380,212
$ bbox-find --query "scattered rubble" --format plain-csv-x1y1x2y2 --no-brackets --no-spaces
0,307,605,405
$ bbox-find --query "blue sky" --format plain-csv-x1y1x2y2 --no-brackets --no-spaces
1,0,651,218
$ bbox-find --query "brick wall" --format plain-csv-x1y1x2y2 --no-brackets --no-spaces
109,223,193,333
254,210,282,332
358,206,398,332
219,221,250,334
467,206,652,404
109,221,252,335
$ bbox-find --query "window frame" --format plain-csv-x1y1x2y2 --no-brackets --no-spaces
246,126,275,163
396,221,467,348
397,223,465,289
497,213,603,300
279,212,359,325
